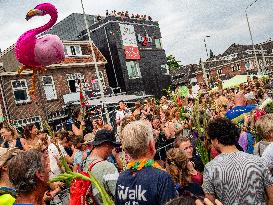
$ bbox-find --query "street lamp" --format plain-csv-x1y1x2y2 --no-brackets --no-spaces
80,0,111,123
245,0,261,75
203,35,211,59
201,36,211,86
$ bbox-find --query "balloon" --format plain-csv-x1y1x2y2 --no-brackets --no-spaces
178,86,189,98
226,105,257,120
15,3,64,94
0,194,16,205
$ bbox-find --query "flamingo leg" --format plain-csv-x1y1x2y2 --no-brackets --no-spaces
29,69,38,95
17,65,27,75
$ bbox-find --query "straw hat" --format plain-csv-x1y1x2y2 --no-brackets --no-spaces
0,148,19,168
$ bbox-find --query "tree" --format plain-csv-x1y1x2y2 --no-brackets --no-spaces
167,55,181,71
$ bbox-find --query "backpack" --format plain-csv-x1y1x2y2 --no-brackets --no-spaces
69,160,102,205
246,132,254,154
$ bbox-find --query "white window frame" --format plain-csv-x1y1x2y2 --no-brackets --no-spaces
155,38,163,49
92,79,100,91
99,71,106,88
161,64,169,75
126,61,142,79
64,45,82,56
237,63,241,71
42,76,57,100
13,116,42,128
232,65,236,72
66,73,85,93
11,79,30,104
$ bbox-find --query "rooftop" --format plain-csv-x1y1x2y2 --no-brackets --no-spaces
204,38,273,69
44,13,98,40
0,41,106,73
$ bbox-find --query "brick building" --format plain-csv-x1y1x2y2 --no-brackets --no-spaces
196,40,273,84
170,64,199,88
0,41,107,128
47,13,171,98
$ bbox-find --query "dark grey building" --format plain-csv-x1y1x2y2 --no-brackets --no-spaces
47,13,171,97
44,13,99,40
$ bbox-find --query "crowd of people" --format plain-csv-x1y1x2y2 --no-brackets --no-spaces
0,75,273,205
105,10,152,21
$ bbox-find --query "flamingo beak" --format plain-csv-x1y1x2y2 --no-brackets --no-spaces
26,9,43,21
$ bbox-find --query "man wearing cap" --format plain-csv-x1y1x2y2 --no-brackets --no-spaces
0,148,19,205
84,129,120,205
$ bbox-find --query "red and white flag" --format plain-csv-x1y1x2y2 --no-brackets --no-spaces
124,45,140,60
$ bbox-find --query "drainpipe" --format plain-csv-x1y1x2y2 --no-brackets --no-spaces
0,76,9,121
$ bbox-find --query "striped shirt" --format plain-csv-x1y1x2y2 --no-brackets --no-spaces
203,151,273,205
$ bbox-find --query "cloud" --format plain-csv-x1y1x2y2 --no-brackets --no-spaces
0,0,272,64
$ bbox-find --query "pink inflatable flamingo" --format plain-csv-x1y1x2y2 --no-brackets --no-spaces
15,3,64,94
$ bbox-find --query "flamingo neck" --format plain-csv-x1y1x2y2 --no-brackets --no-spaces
34,12,57,35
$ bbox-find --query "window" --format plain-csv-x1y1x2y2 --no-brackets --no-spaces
126,61,141,79
67,73,84,93
11,80,30,104
42,76,57,100
13,116,41,128
155,38,163,49
237,64,241,71
64,45,82,56
232,65,236,72
92,79,100,91
161,64,169,75
217,69,222,75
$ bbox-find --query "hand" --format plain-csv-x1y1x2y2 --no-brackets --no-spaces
54,182,65,188
195,198,223,205
112,148,119,158
82,151,88,160
187,161,195,171
153,129,160,137
43,191,53,202
244,114,250,123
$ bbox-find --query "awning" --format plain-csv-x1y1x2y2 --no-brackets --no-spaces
67,94,153,106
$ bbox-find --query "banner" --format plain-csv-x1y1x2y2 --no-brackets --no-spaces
119,24,140,60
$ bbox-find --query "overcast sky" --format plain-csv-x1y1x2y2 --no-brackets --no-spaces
0,0,272,64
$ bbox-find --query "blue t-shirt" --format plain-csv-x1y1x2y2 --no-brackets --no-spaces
115,167,176,205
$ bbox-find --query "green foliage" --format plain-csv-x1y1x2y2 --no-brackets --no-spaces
192,94,210,165
45,119,114,205
264,102,273,113
162,86,177,104
50,171,114,205
196,139,210,165
50,158,115,204
167,54,181,71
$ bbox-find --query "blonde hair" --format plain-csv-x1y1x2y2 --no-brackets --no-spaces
256,114,273,141
121,120,153,159
166,148,189,187
1,123,17,139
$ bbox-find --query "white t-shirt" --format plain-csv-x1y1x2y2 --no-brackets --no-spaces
48,143,67,179
116,110,125,122
262,142,273,171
